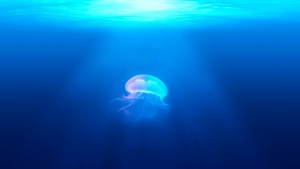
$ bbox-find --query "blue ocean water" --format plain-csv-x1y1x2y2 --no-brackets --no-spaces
0,1,300,169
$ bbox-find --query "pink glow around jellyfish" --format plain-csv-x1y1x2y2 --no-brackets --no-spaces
119,74,168,112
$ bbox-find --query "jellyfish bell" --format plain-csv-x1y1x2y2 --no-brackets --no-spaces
118,74,169,117
125,74,168,100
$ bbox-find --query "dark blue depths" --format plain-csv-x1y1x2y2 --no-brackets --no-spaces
0,21,300,169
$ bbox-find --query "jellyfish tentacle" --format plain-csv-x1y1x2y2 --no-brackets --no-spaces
117,92,138,112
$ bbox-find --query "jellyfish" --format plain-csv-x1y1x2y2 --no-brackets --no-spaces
118,74,169,117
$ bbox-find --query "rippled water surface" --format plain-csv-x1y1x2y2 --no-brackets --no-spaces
1,0,300,27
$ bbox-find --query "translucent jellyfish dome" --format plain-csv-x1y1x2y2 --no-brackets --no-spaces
119,74,169,112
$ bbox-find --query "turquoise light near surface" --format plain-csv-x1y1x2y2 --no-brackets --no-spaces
0,0,299,27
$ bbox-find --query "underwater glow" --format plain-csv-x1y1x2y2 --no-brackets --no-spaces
0,0,299,27
118,74,168,115
115,0,175,12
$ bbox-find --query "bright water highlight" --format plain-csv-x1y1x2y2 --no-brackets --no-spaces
0,0,300,27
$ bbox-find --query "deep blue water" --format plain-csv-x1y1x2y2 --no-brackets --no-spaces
1,1,300,169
